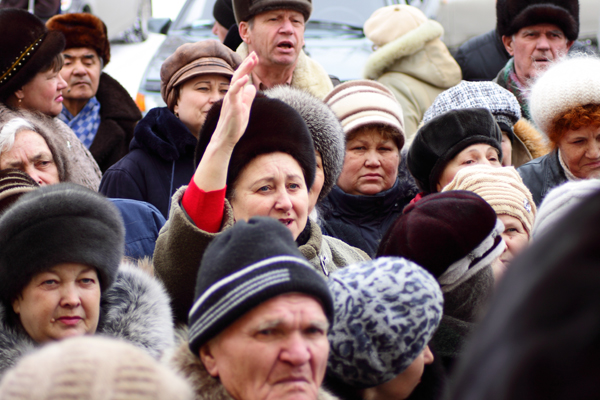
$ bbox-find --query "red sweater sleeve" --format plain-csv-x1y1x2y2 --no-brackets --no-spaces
181,178,226,233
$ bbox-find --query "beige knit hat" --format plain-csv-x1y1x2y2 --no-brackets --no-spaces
441,165,536,234
324,80,405,149
0,336,193,400
363,4,428,48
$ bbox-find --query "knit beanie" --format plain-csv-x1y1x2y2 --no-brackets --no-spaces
327,257,444,388
195,95,316,197
496,0,579,42
214,0,237,29
46,13,110,66
442,165,536,235
532,180,600,239
363,4,428,48
0,336,193,400
528,56,600,139
408,108,503,193
0,9,65,102
423,81,522,139
188,217,333,355
0,183,124,304
377,191,505,292
0,169,38,215
324,80,405,150
265,85,345,201
233,0,312,23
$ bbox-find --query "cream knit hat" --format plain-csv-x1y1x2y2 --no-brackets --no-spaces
0,336,193,400
363,4,428,48
529,56,600,137
442,165,536,234
324,80,405,149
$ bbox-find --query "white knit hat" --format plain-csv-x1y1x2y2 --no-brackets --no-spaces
442,165,536,234
363,4,428,48
0,336,194,400
529,56,600,137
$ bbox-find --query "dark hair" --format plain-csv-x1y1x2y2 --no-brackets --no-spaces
40,52,64,74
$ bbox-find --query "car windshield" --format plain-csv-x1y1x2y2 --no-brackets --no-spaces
174,0,397,31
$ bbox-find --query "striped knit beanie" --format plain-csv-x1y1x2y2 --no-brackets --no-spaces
0,336,193,400
188,217,333,355
0,169,38,215
442,165,536,235
324,80,405,150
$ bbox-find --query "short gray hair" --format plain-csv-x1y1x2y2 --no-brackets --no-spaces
0,118,36,154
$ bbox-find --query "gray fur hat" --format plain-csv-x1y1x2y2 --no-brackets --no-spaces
0,183,124,304
265,86,345,201
327,257,444,388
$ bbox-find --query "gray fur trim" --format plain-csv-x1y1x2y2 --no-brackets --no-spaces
265,86,345,201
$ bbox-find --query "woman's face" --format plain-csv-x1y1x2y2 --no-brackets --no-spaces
231,152,309,240
174,73,231,137
15,69,67,117
12,263,101,344
437,144,502,191
336,128,400,196
308,151,325,213
558,124,600,179
496,214,529,278
501,132,513,166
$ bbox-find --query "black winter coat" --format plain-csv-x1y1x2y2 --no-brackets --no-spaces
454,29,510,82
99,107,197,219
517,150,567,207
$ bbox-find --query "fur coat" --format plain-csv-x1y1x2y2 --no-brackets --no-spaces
168,330,340,400
511,118,549,167
363,20,462,141
0,262,175,378
237,43,333,100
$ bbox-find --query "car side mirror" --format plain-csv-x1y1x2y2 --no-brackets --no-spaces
148,18,171,35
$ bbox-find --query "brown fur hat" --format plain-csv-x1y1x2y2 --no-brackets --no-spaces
46,13,110,66
0,9,65,102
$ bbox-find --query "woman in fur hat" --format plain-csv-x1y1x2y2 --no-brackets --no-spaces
153,52,369,324
0,183,174,377
100,39,242,219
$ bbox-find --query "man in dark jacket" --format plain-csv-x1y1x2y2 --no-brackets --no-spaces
0,0,59,20
454,29,510,82
47,13,141,172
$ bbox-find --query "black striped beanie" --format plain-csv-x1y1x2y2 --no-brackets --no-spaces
188,217,333,355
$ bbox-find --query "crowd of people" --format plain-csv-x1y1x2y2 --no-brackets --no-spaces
0,0,599,398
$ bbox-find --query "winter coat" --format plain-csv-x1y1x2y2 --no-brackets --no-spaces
153,186,370,324
237,43,334,100
363,19,462,141
99,107,197,219
511,118,549,167
169,330,341,400
320,177,419,258
517,149,567,207
454,29,510,82
0,104,102,191
91,72,142,173
0,262,175,377
0,0,59,19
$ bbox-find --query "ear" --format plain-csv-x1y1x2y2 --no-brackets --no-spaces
13,89,25,101
239,21,251,44
199,343,219,377
173,102,179,116
566,40,574,52
12,297,21,315
502,35,515,56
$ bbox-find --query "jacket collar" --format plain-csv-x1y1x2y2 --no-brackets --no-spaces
326,179,405,220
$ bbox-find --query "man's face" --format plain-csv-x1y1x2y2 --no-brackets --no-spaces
200,293,329,400
502,23,573,82
239,10,305,69
60,48,102,102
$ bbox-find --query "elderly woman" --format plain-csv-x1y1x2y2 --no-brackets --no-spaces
0,9,101,189
518,56,600,207
442,165,536,282
319,80,418,257
0,183,174,376
153,53,369,324
100,40,241,219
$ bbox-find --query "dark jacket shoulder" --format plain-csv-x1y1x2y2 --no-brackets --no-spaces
517,150,567,207
454,29,510,82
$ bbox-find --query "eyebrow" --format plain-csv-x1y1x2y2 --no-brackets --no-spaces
64,54,96,60
255,319,330,331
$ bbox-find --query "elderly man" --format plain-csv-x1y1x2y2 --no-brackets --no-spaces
492,0,577,121
171,216,335,400
46,13,142,172
233,0,333,99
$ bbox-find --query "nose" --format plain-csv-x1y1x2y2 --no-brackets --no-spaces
274,187,293,212
423,345,434,365
364,149,381,167
59,283,81,308
536,34,550,50
279,18,293,34
586,140,600,160
57,73,68,91
280,332,311,366
24,167,43,186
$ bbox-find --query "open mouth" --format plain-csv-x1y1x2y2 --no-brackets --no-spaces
279,218,293,226
277,41,294,50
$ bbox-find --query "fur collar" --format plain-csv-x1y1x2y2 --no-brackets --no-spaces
236,43,333,100
0,261,174,377
363,20,461,88
513,118,549,160
169,329,340,400
96,72,142,121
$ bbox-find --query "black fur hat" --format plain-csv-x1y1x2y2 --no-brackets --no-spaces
232,0,312,23
0,9,66,102
0,183,124,304
195,95,316,198
496,0,579,42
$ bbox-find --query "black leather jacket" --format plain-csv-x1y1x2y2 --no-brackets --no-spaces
517,150,567,207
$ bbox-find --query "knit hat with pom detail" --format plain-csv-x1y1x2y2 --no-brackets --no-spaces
442,165,536,235
0,168,38,215
327,256,443,388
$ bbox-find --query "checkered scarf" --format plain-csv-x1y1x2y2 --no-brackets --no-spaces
59,97,101,149
495,58,531,121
